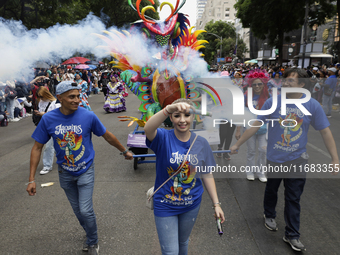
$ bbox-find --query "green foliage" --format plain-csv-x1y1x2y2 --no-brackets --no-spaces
0,0,91,29
198,20,248,64
0,0,161,29
86,0,160,28
234,0,336,63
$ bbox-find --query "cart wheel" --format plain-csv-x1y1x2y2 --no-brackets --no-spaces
134,157,138,170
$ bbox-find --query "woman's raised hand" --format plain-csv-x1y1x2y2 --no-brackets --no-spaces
166,103,192,114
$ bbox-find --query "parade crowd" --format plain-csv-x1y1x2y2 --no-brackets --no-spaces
1,62,339,255
0,65,128,125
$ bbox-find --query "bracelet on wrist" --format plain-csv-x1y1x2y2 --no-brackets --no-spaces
165,106,170,115
25,180,35,185
120,149,129,155
212,202,221,209
162,108,168,116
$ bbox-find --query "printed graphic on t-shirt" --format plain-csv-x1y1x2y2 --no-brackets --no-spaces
165,159,197,202
56,126,86,172
275,108,304,152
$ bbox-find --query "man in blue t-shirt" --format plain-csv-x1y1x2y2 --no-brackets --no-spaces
26,81,133,255
230,68,339,252
322,67,337,118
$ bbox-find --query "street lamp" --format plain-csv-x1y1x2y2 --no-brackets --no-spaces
207,32,222,64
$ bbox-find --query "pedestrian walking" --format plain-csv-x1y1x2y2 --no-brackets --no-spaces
34,86,60,174
235,69,269,182
144,98,225,254
230,68,339,252
322,67,337,118
26,81,133,255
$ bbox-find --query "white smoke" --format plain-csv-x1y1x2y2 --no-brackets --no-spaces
0,13,107,81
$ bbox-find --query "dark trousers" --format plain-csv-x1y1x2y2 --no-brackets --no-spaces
14,107,20,118
264,158,307,239
218,124,236,150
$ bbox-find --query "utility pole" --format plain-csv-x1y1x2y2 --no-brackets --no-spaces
207,32,222,65
301,0,309,68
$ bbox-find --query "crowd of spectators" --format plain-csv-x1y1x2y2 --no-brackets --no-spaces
0,64,122,125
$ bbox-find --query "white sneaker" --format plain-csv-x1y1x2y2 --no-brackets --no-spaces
246,173,255,181
40,167,52,175
18,116,22,119
26,113,32,117
11,118,20,122
258,176,267,183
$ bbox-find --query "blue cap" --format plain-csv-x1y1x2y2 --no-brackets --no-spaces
56,81,81,95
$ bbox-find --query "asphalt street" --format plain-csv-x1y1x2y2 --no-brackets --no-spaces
0,92,339,255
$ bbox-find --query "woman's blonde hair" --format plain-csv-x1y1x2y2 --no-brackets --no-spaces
37,86,56,102
171,98,193,106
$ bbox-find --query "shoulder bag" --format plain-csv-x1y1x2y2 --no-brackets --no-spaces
146,134,198,210
32,102,51,126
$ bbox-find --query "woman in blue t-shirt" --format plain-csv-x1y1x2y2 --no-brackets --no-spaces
235,70,270,182
144,98,225,255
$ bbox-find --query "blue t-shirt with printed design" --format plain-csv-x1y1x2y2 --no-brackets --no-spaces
32,107,107,176
146,128,215,217
257,96,329,163
244,93,260,109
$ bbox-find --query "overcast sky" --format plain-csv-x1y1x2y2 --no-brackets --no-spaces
158,0,197,27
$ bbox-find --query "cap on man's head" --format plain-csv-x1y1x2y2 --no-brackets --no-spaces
313,67,318,71
56,81,81,95
327,67,337,73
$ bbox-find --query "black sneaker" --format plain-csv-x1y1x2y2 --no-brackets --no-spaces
283,236,306,251
223,153,231,161
82,240,88,251
88,243,99,255
216,148,222,158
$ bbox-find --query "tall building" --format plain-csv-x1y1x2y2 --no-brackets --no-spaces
197,0,207,20
196,0,237,30
195,0,250,60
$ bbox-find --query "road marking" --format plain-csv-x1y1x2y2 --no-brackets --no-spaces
307,142,331,159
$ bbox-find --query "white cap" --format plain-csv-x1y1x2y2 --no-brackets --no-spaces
327,67,337,73
313,67,318,71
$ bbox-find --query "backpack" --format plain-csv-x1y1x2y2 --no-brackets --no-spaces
1,113,8,127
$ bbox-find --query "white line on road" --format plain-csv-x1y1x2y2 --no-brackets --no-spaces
307,142,331,159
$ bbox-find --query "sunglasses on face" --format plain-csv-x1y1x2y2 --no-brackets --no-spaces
252,83,263,87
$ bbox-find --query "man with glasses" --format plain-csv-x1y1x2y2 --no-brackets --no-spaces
26,81,133,255
230,68,339,251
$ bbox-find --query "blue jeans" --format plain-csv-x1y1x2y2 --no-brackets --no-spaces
43,138,55,169
154,204,200,255
58,163,98,246
6,98,14,119
0,101,5,112
322,91,335,115
246,133,267,176
264,158,307,239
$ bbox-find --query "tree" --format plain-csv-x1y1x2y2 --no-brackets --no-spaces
86,0,160,28
234,0,336,64
198,20,248,64
0,0,91,29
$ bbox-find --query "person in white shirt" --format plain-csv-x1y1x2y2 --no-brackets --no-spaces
34,86,61,174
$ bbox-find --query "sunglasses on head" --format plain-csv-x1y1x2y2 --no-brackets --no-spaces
252,83,263,87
